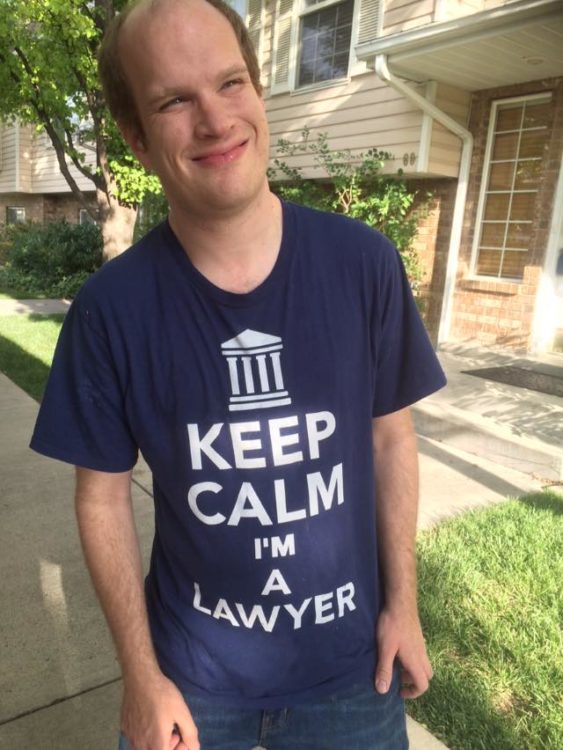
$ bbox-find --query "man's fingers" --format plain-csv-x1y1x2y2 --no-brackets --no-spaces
399,666,430,699
175,719,200,750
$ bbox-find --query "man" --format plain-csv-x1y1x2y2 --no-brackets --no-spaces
31,1,446,748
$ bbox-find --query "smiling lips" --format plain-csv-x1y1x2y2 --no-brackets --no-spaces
193,140,248,166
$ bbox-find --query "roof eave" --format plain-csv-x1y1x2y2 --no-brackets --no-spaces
355,0,563,63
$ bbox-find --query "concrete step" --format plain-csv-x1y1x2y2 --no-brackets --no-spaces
412,399,562,482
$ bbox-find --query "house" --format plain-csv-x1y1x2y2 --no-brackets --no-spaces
0,124,97,227
254,0,563,353
1,0,562,352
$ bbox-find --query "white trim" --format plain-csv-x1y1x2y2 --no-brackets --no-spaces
433,0,448,23
289,76,350,97
373,55,473,345
288,2,300,91
349,0,370,76
417,81,436,173
469,92,552,280
530,153,563,352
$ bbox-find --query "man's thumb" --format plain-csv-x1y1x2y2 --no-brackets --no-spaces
375,651,394,694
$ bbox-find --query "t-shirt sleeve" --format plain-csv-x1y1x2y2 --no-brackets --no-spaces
30,293,138,472
371,241,446,418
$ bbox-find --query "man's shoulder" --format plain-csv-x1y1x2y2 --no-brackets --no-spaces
78,221,167,305
286,201,397,270
289,202,393,248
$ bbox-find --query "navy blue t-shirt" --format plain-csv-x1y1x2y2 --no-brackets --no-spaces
31,201,445,708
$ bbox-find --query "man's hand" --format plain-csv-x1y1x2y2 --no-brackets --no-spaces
374,606,433,699
121,671,200,750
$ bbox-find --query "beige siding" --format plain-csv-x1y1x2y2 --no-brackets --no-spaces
19,125,33,193
382,0,434,36
267,72,426,177
380,0,507,34
427,82,471,176
438,0,485,21
0,124,19,193
31,133,95,194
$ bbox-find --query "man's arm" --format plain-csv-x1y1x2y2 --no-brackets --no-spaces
74,467,200,750
371,407,432,699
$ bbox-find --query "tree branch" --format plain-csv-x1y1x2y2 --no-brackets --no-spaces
12,45,102,205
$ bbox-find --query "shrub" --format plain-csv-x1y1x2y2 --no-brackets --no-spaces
268,129,431,291
1,220,103,298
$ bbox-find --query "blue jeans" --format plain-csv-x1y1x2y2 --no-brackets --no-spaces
118,664,408,749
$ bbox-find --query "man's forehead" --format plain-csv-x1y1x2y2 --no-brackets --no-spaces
123,0,222,36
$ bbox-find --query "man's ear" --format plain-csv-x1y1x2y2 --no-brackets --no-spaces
121,123,152,171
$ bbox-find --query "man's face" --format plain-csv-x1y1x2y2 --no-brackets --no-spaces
120,0,270,220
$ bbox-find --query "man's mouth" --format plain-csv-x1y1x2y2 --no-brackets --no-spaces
192,140,249,166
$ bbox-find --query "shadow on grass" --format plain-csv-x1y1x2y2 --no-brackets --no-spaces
0,333,51,402
517,490,563,515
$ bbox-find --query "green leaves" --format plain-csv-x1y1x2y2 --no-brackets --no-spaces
269,128,430,289
0,0,162,217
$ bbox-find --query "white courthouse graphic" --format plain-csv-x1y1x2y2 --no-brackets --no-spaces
221,329,292,412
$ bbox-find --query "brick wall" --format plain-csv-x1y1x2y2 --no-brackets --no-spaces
408,178,457,344
0,192,97,226
44,193,97,224
0,194,45,224
451,77,563,350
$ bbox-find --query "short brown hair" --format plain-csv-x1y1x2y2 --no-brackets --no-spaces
98,0,262,137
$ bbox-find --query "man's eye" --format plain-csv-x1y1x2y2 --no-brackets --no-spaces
223,78,243,89
160,97,186,111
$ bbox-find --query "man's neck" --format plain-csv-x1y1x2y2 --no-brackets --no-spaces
168,188,283,294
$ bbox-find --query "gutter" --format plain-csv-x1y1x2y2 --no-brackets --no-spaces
373,55,473,345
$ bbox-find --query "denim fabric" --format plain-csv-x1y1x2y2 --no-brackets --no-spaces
118,663,408,749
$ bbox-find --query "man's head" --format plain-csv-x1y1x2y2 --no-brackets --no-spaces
99,0,271,221
99,0,262,140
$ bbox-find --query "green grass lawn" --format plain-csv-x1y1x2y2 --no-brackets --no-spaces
0,314,64,400
411,491,563,749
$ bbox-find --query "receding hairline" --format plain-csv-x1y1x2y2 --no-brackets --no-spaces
119,0,234,47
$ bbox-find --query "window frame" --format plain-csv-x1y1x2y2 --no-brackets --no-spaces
6,206,26,224
470,92,552,282
272,0,365,96
294,0,357,91
79,208,97,226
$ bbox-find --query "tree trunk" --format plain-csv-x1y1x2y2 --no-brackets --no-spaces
98,190,138,260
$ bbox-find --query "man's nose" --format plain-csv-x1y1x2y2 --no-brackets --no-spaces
194,94,233,139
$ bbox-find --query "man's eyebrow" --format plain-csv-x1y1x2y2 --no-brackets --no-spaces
218,65,250,80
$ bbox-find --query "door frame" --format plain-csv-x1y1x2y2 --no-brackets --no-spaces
530,151,563,353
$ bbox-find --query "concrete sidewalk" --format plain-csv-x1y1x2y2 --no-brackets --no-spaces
0,320,559,748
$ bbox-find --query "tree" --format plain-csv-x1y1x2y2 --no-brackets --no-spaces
0,0,162,259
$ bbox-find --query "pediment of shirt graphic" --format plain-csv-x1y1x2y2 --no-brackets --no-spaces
221,329,282,352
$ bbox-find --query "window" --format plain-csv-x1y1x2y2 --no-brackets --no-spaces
473,95,551,281
6,207,26,224
226,0,247,17
297,0,354,87
79,209,97,226
271,0,381,95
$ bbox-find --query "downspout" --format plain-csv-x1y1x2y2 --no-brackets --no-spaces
374,55,473,346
